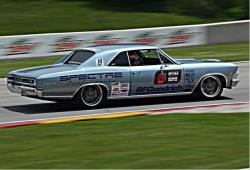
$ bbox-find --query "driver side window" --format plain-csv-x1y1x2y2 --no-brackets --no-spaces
128,49,162,66
127,51,141,66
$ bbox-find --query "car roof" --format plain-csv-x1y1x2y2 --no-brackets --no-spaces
80,44,158,53
74,44,161,67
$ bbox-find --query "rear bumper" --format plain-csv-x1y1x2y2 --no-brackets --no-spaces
6,83,43,98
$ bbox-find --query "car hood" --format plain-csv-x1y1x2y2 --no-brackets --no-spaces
175,58,222,64
9,64,79,78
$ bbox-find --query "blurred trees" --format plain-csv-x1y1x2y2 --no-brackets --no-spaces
85,0,249,19
165,0,249,19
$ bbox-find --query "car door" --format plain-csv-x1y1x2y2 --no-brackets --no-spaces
108,51,131,97
129,49,184,95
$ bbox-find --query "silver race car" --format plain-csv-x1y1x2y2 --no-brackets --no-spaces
7,44,239,107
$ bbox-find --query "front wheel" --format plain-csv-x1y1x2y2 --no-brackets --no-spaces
196,76,223,99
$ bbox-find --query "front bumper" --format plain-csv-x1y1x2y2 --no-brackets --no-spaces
7,83,43,98
231,78,240,87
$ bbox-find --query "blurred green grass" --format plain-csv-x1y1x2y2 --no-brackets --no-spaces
167,42,249,62
0,42,248,77
0,113,248,169
0,0,236,36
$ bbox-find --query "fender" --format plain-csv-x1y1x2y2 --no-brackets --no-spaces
72,83,109,98
191,73,228,93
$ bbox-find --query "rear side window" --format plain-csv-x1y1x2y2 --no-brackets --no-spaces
65,50,95,65
109,52,130,66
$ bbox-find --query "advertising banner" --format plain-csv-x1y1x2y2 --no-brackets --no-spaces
0,25,206,60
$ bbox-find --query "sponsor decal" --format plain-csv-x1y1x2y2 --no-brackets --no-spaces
93,34,120,45
96,58,104,66
59,72,123,81
184,70,195,84
168,77,178,82
5,39,38,55
184,70,195,91
111,82,129,96
120,83,129,96
155,70,181,84
51,36,83,52
167,30,193,45
155,71,166,84
134,32,159,44
136,85,183,94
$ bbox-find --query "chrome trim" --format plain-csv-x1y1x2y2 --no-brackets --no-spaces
107,91,192,100
231,70,240,87
231,78,240,87
36,90,43,98
6,83,42,97
44,89,193,100
43,96,72,99
8,76,36,86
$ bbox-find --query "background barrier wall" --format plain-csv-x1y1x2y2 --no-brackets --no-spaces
0,20,248,60
207,20,249,44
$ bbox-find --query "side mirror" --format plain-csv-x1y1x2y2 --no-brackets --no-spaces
160,61,168,69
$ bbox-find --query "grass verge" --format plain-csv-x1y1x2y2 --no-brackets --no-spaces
0,113,248,169
0,42,248,77
167,42,249,62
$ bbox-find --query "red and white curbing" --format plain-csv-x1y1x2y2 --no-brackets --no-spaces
0,102,248,128
148,102,249,115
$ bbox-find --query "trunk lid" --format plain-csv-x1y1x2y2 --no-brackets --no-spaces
9,64,79,78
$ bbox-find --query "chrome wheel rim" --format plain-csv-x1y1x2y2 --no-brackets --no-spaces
81,86,102,106
201,76,221,98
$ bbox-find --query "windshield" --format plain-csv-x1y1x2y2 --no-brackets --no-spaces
65,50,95,65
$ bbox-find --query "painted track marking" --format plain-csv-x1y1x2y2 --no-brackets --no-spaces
0,102,248,128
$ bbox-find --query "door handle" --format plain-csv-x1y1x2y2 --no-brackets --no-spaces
132,71,141,75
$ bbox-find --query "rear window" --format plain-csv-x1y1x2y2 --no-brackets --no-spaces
65,50,95,65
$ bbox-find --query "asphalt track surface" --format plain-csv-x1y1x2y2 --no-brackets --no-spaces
0,61,249,123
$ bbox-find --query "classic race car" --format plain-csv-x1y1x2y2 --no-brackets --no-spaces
7,44,239,107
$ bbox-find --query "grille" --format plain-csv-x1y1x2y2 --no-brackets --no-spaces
8,76,35,85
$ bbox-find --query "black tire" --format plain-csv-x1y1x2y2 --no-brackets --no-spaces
195,75,223,99
74,85,106,108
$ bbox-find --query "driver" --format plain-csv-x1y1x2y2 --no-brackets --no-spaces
128,51,137,66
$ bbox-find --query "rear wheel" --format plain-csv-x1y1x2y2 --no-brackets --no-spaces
196,75,223,99
75,85,106,107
